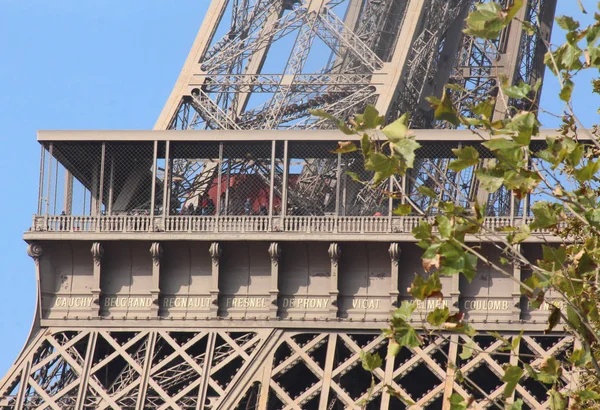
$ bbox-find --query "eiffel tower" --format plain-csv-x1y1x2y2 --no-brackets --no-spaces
0,1,571,409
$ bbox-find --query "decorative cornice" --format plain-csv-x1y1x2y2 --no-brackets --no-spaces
268,242,281,266
388,243,401,266
328,243,341,267
209,242,222,266
150,242,163,266
91,242,103,266
27,243,43,265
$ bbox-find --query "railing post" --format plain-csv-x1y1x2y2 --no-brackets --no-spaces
268,140,276,231
162,140,171,230
281,140,289,227
149,140,158,232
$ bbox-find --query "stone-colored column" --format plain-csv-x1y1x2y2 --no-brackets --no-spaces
209,242,221,318
328,243,340,319
451,272,460,314
27,243,43,320
90,242,103,317
388,243,401,312
149,242,162,317
512,245,522,322
268,242,281,318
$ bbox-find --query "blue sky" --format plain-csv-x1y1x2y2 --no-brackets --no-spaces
0,0,597,376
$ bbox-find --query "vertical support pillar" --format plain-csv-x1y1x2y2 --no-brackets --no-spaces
441,335,459,410
209,243,222,318
335,153,341,217
388,243,400,311
91,161,99,217
90,242,103,317
512,244,522,322
451,271,460,314
162,141,171,225
98,142,106,216
63,171,73,215
281,140,289,221
318,334,337,408
150,242,162,317
46,143,53,216
216,142,223,217
268,141,276,216
38,144,46,215
268,242,281,318
327,243,340,319
107,154,115,216
150,141,158,222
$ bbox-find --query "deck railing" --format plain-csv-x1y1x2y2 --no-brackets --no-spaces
30,214,555,235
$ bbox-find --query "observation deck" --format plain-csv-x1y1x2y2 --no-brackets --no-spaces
23,129,564,332
28,129,556,242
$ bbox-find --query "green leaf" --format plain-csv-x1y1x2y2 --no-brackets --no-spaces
472,98,495,120
448,393,468,410
555,15,580,31
503,82,531,99
574,160,600,182
387,340,401,358
507,399,524,410
393,300,417,321
393,204,412,216
463,1,508,39
459,339,476,360
360,133,372,156
417,185,437,199
476,168,504,193
309,109,354,135
575,390,600,401
354,104,384,130
332,141,357,153
428,89,460,126
360,350,382,372
559,78,574,102
548,390,567,410
408,273,442,300
435,215,452,239
569,348,591,367
391,137,421,169
449,146,480,172
501,365,523,398
383,113,410,142
530,202,559,229
538,356,562,384
482,138,520,151
345,170,361,182
427,306,450,326
566,304,582,330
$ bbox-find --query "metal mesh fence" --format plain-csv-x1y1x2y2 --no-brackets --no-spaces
339,150,389,216
168,141,221,216
105,142,155,216
221,142,273,216
286,141,339,216
33,137,549,227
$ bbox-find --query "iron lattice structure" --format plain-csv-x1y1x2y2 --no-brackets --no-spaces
1,1,567,409
0,329,575,409
155,0,557,218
